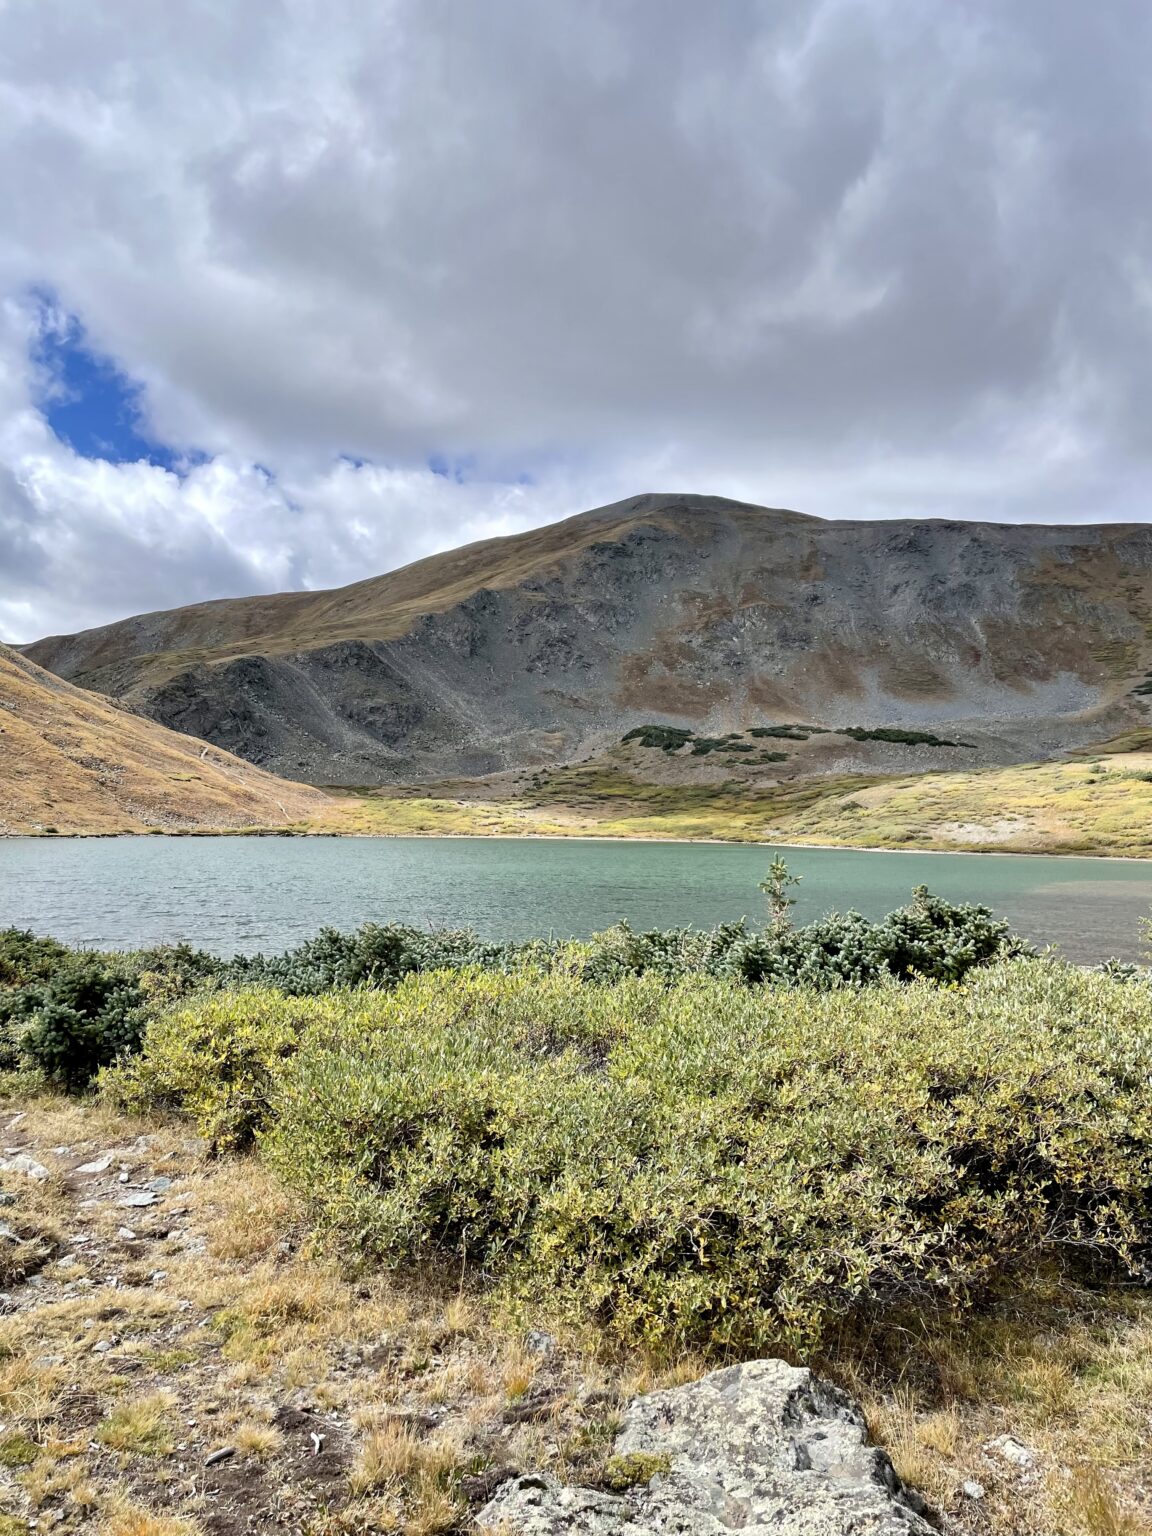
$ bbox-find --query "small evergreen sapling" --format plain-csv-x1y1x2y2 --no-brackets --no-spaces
759,855,801,930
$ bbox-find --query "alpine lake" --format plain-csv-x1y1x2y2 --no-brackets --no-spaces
2,835,1151,964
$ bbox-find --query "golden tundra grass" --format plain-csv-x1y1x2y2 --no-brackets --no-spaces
0,644,328,837
835,1274,1152,1536
98,1499,204,1536
96,1394,175,1456
318,753,1152,854
0,1094,1148,1532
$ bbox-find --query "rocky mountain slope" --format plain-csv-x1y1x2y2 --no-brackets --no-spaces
24,493,1152,785
0,643,329,833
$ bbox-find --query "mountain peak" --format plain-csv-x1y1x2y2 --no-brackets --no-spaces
21,503,1152,786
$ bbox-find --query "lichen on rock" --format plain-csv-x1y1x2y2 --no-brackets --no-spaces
479,1358,933,1535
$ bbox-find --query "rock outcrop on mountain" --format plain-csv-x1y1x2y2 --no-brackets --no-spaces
24,493,1152,785
0,643,329,834
479,1358,933,1536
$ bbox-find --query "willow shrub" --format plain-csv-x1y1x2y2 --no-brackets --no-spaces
109,958,1152,1352
5,888,1026,1095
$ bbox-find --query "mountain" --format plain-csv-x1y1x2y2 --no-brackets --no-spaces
23,493,1152,785
0,644,329,834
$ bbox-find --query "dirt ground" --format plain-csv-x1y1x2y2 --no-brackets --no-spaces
0,1097,1148,1535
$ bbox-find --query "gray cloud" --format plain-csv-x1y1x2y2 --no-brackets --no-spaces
2,0,1152,640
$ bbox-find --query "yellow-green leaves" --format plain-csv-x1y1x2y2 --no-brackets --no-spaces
114,960,1152,1355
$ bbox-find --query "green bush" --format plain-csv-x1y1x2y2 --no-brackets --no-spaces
104,986,314,1149
106,966,630,1147
0,930,70,988
621,726,695,751
842,726,976,749
0,936,221,1091
245,890,1024,994
227,922,541,996
572,888,1025,987
723,885,1027,986
575,919,750,984
211,959,1152,1354
22,990,142,1093
5,886,1026,1093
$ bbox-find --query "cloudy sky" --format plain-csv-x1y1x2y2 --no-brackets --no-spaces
2,1,1151,641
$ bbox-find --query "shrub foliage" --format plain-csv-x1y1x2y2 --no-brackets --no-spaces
0,932,214,1091
110,960,1152,1354
0,885,1027,1090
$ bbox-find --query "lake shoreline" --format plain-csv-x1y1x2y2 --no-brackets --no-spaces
4,825,1152,862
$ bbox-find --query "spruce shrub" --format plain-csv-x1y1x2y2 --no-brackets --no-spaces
574,888,1024,986
0,937,220,1091
621,726,695,751
227,922,542,996
0,929,71,987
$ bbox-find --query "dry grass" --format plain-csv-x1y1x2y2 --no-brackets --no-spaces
0,642,329,836
316,748,1152,855
232,1420,285,1458
21,1445,100,1511
0,1355,64,1424
1057,1468,1152,1536
0,1094,1147,1533
202,1156,305,1260
99,1496,204,1536
864,1393,961,1507
832,1273,1152,1534
12,617,1151,855
501,1345,540,1402
348,1418,469,1536
96,1393,175,1455
351,1419,431,1491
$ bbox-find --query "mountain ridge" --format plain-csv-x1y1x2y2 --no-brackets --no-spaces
22,493,1152,786
24,495,813,676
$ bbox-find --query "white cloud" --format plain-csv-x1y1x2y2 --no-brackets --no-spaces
2,0,1152,640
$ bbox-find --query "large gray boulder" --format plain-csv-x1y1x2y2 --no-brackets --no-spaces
478,1358,933,1535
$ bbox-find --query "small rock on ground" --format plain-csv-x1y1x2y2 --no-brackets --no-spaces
0,1154,50,1181
986,1435,1037,1470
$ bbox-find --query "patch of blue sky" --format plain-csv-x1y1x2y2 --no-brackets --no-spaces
29,290,204,474
428,452,477,483
427,452,535,486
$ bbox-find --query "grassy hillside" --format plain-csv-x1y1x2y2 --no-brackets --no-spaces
0,644,329,835
776,756,1152,855
321,749,1152,854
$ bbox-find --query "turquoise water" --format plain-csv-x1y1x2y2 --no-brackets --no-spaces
1,836,1150,962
